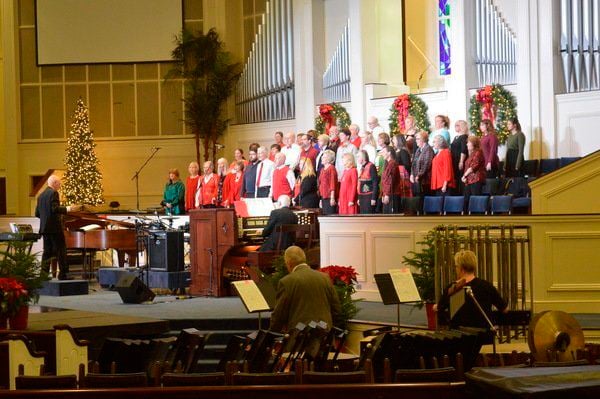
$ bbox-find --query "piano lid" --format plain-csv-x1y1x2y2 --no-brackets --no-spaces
64,211,135,230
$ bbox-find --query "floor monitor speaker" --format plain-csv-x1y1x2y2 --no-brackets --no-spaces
116,274,155,304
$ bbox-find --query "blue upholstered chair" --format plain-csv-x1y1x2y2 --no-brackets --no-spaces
559,156,581,168
443,196,464,215
539,158,560,175
467,195,490,215
423,196,444,215
490,195,512,215
521,159,539,178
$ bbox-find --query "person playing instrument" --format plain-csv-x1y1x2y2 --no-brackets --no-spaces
269,246,341,332
35,175,81,279
162,168,185,215
185,162,200,212
436,249,508,344
259,195,298,252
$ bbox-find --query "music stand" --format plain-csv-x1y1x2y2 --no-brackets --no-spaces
231,279,275,330
374,269,422,330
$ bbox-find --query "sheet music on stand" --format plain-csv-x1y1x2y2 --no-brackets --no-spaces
231,279,276,330
374,268,421,330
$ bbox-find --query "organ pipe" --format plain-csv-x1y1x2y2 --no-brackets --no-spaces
323,20,351,103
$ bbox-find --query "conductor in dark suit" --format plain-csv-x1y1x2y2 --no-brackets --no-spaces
259,195,298,252
35,175,80,280
270,246,341,332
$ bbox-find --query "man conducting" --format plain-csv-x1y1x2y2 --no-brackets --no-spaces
270,246,341,332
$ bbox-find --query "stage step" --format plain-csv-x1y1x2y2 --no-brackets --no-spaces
39,279,89,296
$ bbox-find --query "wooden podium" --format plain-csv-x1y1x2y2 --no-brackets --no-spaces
189,208,238,297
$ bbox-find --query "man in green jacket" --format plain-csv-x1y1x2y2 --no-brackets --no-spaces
270,246,341,332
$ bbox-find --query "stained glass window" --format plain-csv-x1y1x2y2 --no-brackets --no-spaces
439,0,451,76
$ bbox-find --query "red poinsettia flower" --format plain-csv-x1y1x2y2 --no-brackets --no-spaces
321,265,358,286
0,277,29,315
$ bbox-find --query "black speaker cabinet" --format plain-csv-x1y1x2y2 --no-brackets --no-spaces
116,275,155,304
148,230,184,272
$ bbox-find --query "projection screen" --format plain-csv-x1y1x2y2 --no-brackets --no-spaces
36,0,183,65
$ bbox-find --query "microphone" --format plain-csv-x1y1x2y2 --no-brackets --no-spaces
152,147,162,150
215,143,225,150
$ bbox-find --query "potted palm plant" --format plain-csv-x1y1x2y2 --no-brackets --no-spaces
402,230,437,329
0,243,50,329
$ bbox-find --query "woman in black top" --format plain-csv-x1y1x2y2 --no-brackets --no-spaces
436,250,507,345
357,150,379,214
392,134,411,174
450,120,469,194
295,158,319,208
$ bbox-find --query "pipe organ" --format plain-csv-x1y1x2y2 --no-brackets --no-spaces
323,21,351,103
475,0,516,86
235,0,295,124
560,0,600,92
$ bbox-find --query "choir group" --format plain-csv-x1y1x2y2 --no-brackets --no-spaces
161,115,526,215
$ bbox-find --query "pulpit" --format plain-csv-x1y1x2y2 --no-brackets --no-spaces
189,208,238,297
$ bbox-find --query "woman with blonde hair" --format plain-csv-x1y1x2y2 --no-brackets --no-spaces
338,153,358,214
294,158,319,208
216,158,231,207
359,131,377,169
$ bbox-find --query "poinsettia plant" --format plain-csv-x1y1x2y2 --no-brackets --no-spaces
0,277,29,317
320,265,361,329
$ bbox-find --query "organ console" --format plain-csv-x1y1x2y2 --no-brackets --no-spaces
189,207,318,297
64,212,139,271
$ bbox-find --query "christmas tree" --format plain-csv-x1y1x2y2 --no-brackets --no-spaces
62,98,104,205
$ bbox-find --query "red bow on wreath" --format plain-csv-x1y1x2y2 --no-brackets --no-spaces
319,104,336,134
393,94,410,132
476,85,496,125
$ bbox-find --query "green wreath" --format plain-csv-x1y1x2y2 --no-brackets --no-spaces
469,84,517,144
315,103,351,134
388,94,431,135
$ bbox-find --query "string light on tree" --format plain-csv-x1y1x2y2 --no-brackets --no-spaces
62,98,104,206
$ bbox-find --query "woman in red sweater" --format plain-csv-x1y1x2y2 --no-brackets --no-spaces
430,135,455,195
479,119,499,178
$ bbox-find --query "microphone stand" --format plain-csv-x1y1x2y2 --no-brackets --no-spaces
131,147,160,211
465,287,499,355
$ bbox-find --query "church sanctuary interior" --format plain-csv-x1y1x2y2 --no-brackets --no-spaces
2,0,600,397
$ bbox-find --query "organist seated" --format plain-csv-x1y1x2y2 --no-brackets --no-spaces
435,249,508,344
259,195,298,252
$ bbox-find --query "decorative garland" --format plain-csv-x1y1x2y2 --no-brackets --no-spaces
388,94,431,135
469,84,517,144
315,103,351,134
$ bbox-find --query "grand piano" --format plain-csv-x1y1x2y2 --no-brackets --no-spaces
189,207,318,297
64,212,139,270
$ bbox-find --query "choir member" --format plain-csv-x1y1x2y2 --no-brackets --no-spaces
198,161,219,208
256,146,275,198
462,136,486,208
216,157,231,207
274,131,284,147
315,134,331,173
185,161,200,212
380,146,401,214
392,134,411,173
295,158,319,208
367,116,384,136
349,124,362,148
504,117,526,177
225,161,245,207
271,152,295,201
318,150,338,215
338,153,358,215
241,148,259,198
163,168,185,215
451,120,469,194
430,115,451,150
335,128,358,182
230,148,248,169
480,119,499,178
281,132,301,169
269,143,281,161
356,150,378,214
359,131,377,169
410,131,435,197
299,133,319,169
403,115,418,154
328,125,340,154
430,135,455,196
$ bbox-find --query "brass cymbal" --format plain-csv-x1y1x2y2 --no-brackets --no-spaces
528,310,585,362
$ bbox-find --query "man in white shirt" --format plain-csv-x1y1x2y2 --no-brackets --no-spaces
280,132,301,170
367,116,385,136
255,146,275,198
